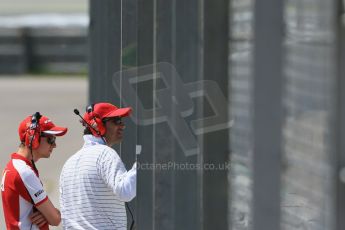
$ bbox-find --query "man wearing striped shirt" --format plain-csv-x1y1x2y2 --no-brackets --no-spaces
59,102,137,230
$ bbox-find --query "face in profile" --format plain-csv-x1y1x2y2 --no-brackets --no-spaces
104,117,125,145
35,135,56,159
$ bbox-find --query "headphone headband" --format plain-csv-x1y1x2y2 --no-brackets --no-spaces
30,112,42,129
86,104,95,114
84,103,106,136
26,112,42,149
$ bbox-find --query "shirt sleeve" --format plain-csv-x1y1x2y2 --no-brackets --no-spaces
59,169,65,214
97,147,137,202
18,167,48,206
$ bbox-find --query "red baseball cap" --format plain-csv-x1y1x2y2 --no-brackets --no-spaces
19,115,68,142
83,102,132,121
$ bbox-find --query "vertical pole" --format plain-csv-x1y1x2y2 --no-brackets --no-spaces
203,0,229,229
336,1,345,229
252,0,284,229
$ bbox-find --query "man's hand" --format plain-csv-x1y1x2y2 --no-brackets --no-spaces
30,211,48,227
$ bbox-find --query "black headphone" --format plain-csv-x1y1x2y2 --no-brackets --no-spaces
74,106,106,144
25,112,42,149
85,104,106,136
24,112,42,181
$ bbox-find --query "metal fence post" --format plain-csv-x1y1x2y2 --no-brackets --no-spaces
252,0,284,229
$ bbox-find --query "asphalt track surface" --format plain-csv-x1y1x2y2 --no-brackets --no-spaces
0,76,87,229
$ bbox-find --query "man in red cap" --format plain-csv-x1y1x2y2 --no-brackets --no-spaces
59,102,136,230
1,112,68,229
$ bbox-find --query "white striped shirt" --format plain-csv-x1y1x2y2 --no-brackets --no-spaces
59,135,136,230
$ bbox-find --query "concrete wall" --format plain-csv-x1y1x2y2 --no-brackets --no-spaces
0,27,87,74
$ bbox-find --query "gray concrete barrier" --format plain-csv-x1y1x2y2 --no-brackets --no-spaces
0,27,87,74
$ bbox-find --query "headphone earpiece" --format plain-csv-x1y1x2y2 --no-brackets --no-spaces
25,112,42,149
86,104,106,136
25,129,40,149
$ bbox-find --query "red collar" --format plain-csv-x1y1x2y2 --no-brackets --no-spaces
11,153,39,176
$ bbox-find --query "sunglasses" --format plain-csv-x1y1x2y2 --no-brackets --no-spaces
41,135,56,145
103,117,123,125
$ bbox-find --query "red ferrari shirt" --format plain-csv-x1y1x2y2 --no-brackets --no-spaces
1,153,49,229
